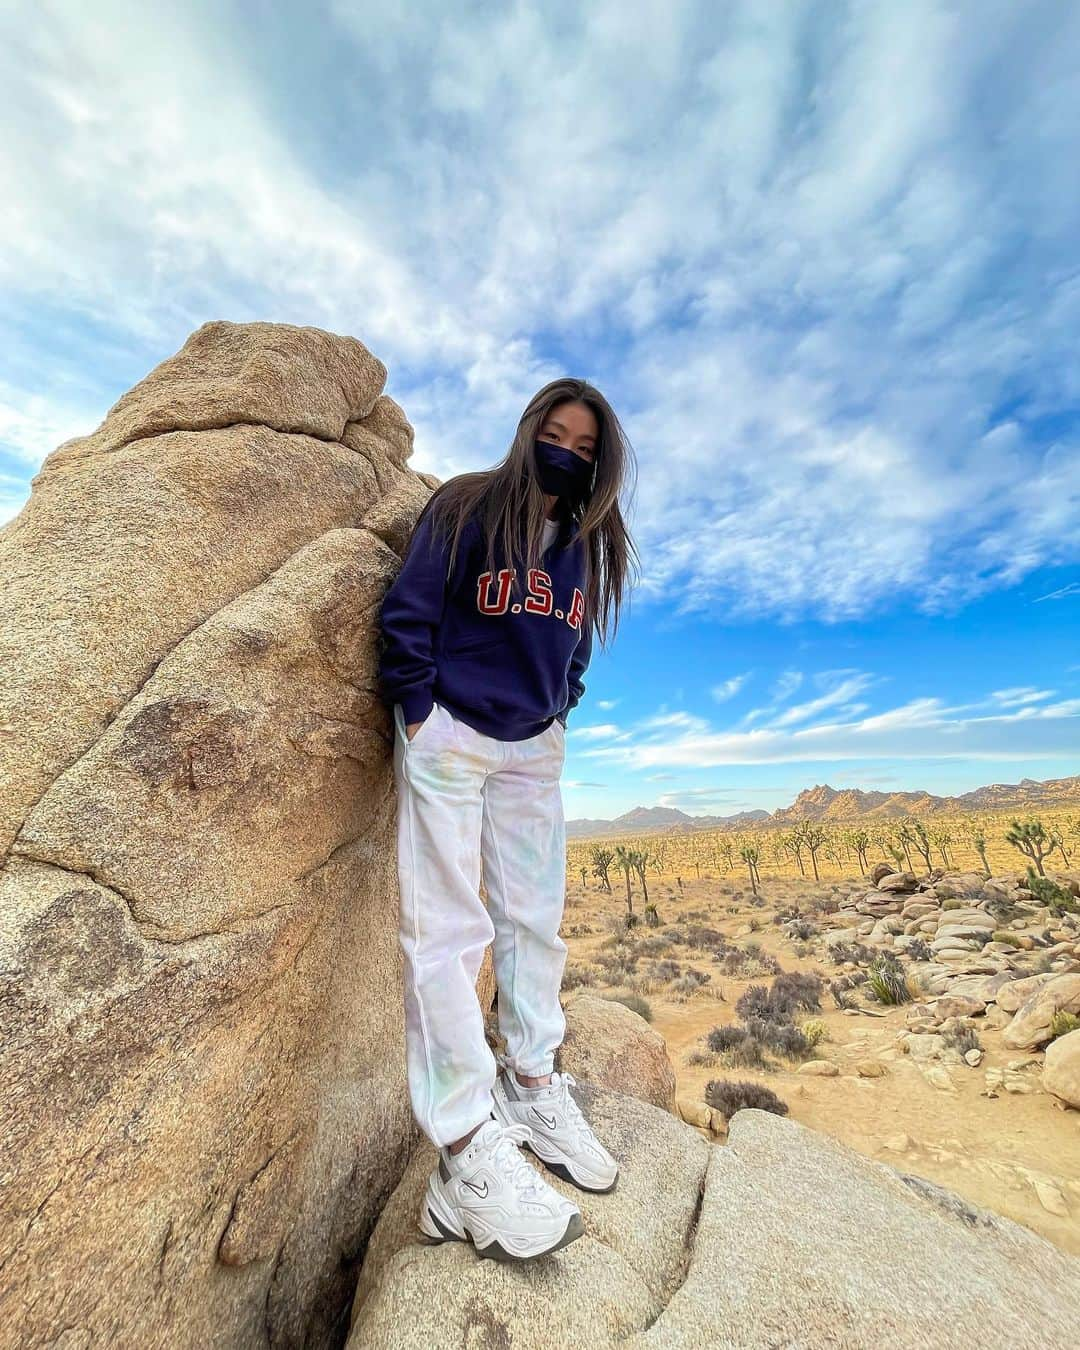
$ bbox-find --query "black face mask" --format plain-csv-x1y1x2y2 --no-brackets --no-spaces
533,438,595,501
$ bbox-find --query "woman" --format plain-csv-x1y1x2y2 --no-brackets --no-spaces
378,377,638,1261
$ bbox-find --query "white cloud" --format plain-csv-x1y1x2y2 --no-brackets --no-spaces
571,669,1080,767
711,672,751,702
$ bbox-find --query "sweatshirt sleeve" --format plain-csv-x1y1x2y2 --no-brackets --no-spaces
378,507,449,726
558,619,593,725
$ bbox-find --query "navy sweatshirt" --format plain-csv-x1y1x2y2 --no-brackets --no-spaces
378,503,593,741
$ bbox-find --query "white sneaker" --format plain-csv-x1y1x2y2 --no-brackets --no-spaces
417,1117,584,1261
492,1057,620,1193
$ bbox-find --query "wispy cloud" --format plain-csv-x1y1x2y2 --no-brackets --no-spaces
1034,582,1080,602
711,672,751,702
572,670,1080,767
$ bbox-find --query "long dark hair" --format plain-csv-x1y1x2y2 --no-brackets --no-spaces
411,378,639,650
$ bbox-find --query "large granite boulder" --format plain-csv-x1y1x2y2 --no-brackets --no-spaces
1044,1028,1080,1109
558,993,676,1111
1003,974,1080,1050
347,1092,1080,1349
0,322,455,1347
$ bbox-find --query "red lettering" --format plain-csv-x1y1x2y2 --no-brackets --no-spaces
524,568,553,615
476,568,513,614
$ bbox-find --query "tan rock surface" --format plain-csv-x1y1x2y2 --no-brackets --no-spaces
1003,975,1080,1050
558,993,677,1110
0,322,431,1347
347,1099,1080,1349
1044,1029,1080,1109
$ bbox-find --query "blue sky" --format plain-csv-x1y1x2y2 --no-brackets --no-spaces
2,1,1078,820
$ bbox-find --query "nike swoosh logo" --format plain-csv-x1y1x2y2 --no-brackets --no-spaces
462,1178,489,1198
531,1108,558,1130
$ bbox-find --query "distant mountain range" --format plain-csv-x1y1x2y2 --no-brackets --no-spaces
565,774,1080,839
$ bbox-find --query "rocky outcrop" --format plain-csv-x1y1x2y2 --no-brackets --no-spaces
558,994,676,1111
347,1094,1080,1348
0,322,453,1347
1003,975,1080,1050
1043,1029,1080,1108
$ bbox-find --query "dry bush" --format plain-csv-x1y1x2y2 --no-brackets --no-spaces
704,1079,789,1119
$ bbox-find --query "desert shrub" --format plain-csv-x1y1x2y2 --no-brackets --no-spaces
734,972,823,1025
772,971,823,1012
705,1025,769,1069
599,912,631,945
680,925,730,953
1025,868,1080,916
643,903,661,928
704,1079,789,1119
561,964,598,991
715,945,781,979
743,1017,812,1060
786,919,820,941
685,1048,718,1067
734,983,774,1022
670,969,712,998
707,1025,747,1053
650,958,682,982
603,992,653,1022
865,953,910,1005
1050,1011,1080,1040
829,941,877,967
636,935,675,958
906,937,933,962
942,1023,982,1056
595,951,638,975
799,1018,828,1048
830,980,856,1010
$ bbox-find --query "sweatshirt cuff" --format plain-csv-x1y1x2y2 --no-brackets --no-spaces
398,688,436,726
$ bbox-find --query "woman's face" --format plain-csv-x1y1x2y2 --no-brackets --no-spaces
538,401,599,465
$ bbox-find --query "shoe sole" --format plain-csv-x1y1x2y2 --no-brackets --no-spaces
522,1137,619,1193
419,1203,584,1262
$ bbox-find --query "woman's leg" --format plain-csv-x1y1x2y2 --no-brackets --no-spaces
393,701,498,1148
479,719,568,1079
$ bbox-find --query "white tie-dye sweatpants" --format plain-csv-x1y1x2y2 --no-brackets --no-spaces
391,698,569,1148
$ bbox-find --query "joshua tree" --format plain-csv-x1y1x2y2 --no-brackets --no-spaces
906,818,933,873
894,822,916,872
1004,817,1058,878
795,820,826,882
885,839,907,871
849,828,871,875
630,849,651,906
779,829,806,877
613,844,638,925
590,845,615,893
969,825,991,877
739,842,761,895
928,823,953,869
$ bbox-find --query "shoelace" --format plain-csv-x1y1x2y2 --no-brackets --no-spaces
549,1072,589,1150
485,1122,545,1198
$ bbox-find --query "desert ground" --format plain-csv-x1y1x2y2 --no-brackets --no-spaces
559,866,1080,1257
